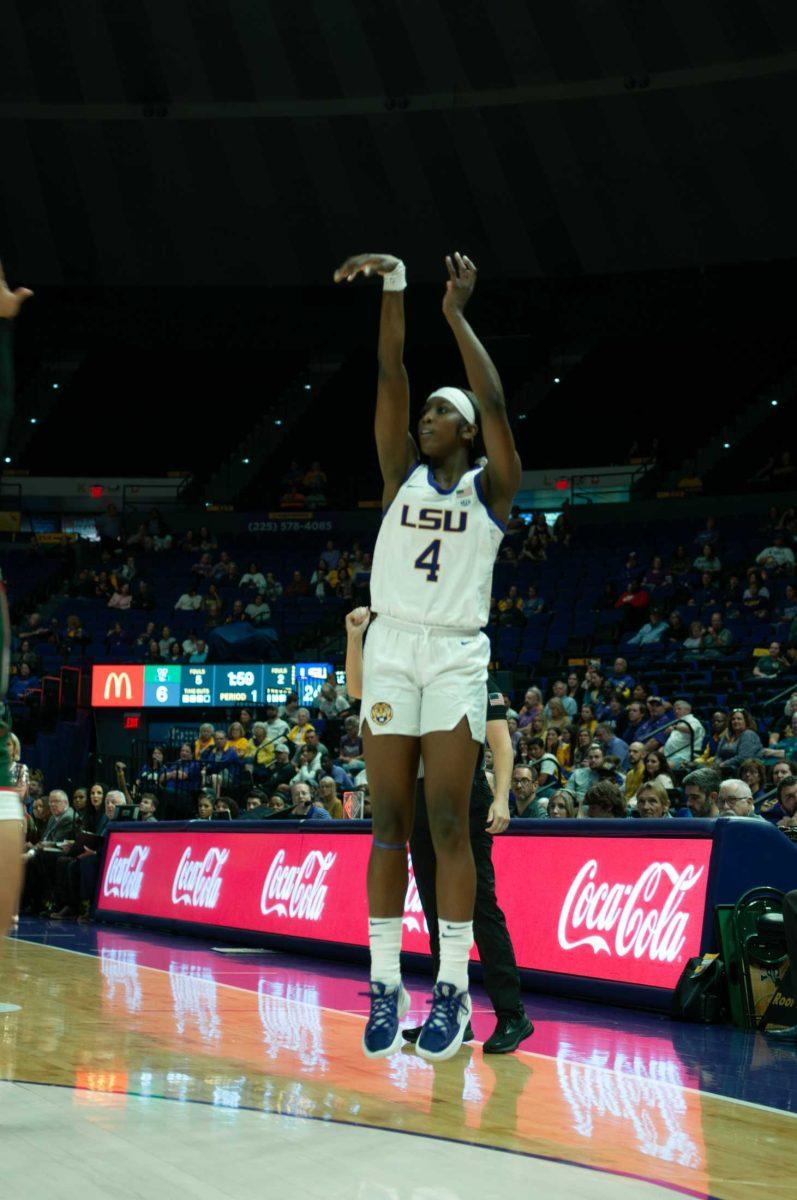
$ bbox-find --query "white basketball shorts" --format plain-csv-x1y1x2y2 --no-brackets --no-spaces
360,615,490,742
0,790,23,822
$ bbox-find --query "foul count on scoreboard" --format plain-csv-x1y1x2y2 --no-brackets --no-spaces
92,663,329,709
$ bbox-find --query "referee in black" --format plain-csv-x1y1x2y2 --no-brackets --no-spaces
345,607,534,1054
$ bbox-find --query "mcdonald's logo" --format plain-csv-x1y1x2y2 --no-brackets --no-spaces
92,665,144,708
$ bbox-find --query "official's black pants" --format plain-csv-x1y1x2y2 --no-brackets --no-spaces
410,785,523,1019
785,889,797,997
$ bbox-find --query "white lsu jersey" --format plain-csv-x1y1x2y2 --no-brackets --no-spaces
369,463,505,630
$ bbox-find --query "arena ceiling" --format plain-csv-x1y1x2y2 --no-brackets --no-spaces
1,1,796,285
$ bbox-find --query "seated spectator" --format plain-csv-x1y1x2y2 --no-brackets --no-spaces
693,515,721,550
760,776,797,829
245,593,271,625
144,638,161,663
292,745,323,786
585,780,627,819
195,795,214,819
189,638,209,663
320,753,355,792
516,533,545,563
697,711,730,764
718,779,762,819
8,662,40,701
107,583,132,610
352,553,372,596
756,534,795,574
635,695,673,750
131,580,155,611
198,525,217,552
310,560,329,599
595,722,629,768
161,744,202,798
225,599,247,624
194,723,215,759
338,716,364,771
192,552,214,580
158,626,175,658
623,742,646,800
642,749,674,793
517,688,543,729
663,700,705,768
764,712,797,760
693,543,722,575
317,776,344,818
569,745,624,804
752,640,787,678
615,580,650,624
779,583,797,620
578,703,598,737
288,707,315,746
642,556,672,593
201,731,241,788
715,709,763,772
175,586,202,611
509,766,545,818
622,700,647,745
545,698,570,733
317,682,350,722
690,571,719,609
669,545,692,577
701,612,734,657
627,607,667,647
572,727,594,767
285,570,310,598
682,621,705,654
168,641,184,665
546,790,576,819
738,759,768,802
606,657,634,699
525,737,561,788
225,722,249,756
319,540,340,570
544,679,577,720
522,584,544,618
636,780,671,818
290,782,331,820
743,576,771,618
682,767,721,818
240,563,267,592
496,585,523,625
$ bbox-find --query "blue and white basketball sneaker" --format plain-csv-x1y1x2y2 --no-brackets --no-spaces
362,981,411,1059
415,982,472,1062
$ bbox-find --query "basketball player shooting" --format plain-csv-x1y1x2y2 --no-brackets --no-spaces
333,251,521,1060
0,259,33,944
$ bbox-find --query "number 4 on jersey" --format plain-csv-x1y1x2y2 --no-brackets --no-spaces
414,539,442,582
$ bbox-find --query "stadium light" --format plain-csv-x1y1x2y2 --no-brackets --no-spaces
274,419,283,426
553,377,561,384
52,383,59,390
3,456,10,464
30,417,37,424
771,399,779,407
303,384,311,391
242,457,250,465
723,442,731,449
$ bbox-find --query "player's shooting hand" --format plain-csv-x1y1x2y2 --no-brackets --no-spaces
442,252,476,318
345,606,371,637
333,253,402,283
486,796,510,835
0,260,33,319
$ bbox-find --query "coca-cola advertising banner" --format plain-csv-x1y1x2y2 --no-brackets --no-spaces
97,829,713,990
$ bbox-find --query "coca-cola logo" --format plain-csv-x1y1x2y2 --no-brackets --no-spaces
171,847,229,909
557,859,705,962
103,844,150,900
260,849,337,921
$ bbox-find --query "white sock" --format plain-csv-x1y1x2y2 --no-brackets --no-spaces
437,919,473,994
369,917,403,988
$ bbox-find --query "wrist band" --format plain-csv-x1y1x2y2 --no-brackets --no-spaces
382,260,406,292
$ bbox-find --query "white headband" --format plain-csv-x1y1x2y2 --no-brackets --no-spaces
427,387,477,426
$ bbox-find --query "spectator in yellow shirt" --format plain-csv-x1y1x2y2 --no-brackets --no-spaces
194,723,215,760
288,707,315,746
225,721,250,757
623,741,646,801
245,722,277,770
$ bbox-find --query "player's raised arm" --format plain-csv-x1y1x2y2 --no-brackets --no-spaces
442,253,520,524
334,252,417,506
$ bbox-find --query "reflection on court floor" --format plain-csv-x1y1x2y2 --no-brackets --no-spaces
1,922,796,1200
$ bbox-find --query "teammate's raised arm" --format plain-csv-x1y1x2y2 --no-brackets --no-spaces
442,253,520,524
334,253,416,506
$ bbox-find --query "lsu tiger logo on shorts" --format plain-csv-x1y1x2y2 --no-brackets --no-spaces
370,702,394,726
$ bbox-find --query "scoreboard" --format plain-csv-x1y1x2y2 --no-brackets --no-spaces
92,663,335,709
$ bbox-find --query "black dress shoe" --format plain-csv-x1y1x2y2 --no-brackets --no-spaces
483,1012,535,1054
764,1024,797,1043
402,1020,475,1045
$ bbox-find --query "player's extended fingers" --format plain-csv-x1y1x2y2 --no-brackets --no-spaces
462,255,477,274
445,255,458,282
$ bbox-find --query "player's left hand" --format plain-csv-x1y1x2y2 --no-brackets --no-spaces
0,260,33,319
486,796,510,834
442,252,476,318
